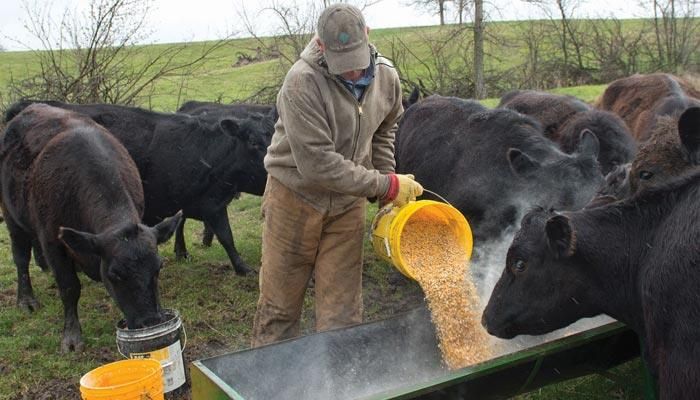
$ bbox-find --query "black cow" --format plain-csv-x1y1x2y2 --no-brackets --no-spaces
177,100,278,121
482,170,700,399
499,90,636,174
498,90,590,140
6,100,270,275
395,95,603,241
0,104,181,352
176,100,277,248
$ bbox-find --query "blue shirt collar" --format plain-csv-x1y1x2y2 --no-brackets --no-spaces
337,57,375,99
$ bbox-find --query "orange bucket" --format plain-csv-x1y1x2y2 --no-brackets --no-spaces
79,358,164,400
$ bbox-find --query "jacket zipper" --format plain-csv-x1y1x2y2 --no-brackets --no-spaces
330,74,373,210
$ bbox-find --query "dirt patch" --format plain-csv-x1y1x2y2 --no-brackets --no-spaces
11,378,80,400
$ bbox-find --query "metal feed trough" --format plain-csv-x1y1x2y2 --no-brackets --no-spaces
191,307,643,399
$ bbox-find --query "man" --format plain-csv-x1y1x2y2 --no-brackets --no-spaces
251,3,423,347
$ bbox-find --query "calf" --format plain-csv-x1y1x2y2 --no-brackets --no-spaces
396,95,603,241
592,106,700,202
6,100,270,275
595,73,700,142
499,90,636,174
628,107,700,194
0,104,181,352
482,170,700,398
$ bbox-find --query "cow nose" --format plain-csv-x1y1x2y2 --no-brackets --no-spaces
129,312,165,329
142,313,166,328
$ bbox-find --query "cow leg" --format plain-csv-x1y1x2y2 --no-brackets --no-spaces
174,217,190,261
659,348,700,399
8,225,40,312
32,239,49,272
202,222,214,247
44,244,84,353
205,208,253,276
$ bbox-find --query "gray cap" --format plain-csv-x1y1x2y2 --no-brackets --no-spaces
317,3,370,75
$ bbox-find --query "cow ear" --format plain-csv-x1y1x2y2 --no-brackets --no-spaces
267,106,279,122
151,210,183,245
545,214,576,259
678,107,700,165
59,227,101,256
508,148,540,177
220,118,250,142
577,129,600,159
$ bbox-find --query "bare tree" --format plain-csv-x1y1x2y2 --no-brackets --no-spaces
473,0,485,98
522,0,589,85
586,17,649,80
406,0,451,25
640,0,700,71
9,0,229,107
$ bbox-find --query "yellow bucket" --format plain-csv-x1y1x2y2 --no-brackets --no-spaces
371,200,473,281
79,358,164,400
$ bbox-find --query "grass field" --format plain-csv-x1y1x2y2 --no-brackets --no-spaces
0,21,662,399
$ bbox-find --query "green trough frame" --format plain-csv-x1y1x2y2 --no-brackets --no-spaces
190,307,646,400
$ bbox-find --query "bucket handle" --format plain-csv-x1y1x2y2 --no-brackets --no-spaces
421,188,454,207
116,324,187,358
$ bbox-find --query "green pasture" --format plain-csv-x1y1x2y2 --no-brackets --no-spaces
1,19,665,112
0,20,662,399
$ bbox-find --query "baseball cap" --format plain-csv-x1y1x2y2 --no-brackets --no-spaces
317,4,370,75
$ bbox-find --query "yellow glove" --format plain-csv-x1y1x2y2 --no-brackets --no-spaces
392,174,424,207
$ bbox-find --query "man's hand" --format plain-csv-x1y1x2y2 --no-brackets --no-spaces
382,174,423,207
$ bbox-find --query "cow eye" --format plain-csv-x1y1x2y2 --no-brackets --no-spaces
639,170,654,180
511,259,527,274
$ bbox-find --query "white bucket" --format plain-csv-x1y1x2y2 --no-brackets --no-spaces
116,309,187,393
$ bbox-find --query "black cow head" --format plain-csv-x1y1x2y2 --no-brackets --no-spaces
219,116,270,196
508,130,603,211
482,208,598,338
59,211,182,329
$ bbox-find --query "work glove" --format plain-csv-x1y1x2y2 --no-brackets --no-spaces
382,174,424,208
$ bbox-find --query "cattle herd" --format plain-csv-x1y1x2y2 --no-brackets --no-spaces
1,72,698,397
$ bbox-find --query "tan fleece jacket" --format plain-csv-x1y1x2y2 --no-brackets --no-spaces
264,38,403,216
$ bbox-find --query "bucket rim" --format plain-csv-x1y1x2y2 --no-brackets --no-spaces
116,308,181,340
393,200,473,279
79,358,162,391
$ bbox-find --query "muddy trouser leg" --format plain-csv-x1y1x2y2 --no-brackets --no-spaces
251,177,322,347
314,199,365,332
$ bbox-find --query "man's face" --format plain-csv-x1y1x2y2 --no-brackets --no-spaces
339,69,364,81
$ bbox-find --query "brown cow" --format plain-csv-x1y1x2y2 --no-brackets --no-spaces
628,107,700,194
595,73,700,142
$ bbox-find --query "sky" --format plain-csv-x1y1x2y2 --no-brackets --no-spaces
0,0,651,51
